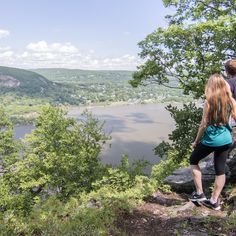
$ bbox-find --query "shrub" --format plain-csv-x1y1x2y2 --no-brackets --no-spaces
0,106,110,214
151,149,189,184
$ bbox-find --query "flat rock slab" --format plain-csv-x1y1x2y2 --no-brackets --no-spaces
164,158,234,193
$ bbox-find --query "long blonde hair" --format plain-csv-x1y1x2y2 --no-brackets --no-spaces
205,74,236,125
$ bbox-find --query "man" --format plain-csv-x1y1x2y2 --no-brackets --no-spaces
226,59,236,98
225,59,236,158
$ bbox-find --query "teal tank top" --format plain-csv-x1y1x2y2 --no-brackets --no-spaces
201,124,232,147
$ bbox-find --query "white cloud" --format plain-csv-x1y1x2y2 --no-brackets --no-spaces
27,41,48,52
0,29,10,39
27,41,78,53
0,47,15,66
0,46,11,52
0,47,13,58
0,40,141,70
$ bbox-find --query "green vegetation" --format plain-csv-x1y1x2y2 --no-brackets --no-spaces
0,105,235,235
0,66,77,103
0,66,55,97
0,106,156,235
155,102,203,161
130,0,236,163
129,0,236,231
130,1,235,98
0,66,81,124
1,1,236,234
32,68,192,105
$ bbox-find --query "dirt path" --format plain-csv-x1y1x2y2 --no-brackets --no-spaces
115,191,236,236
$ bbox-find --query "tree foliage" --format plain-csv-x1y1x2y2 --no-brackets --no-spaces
163,0,235,23
130,0,236,98
130,0,236,160
0,106,110,213
0,106,156,234
0,108,18,168
154,103,202,160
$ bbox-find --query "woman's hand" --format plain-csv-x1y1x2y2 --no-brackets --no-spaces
192,141,198,149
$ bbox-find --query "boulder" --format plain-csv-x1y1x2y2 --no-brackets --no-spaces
164,156,234,194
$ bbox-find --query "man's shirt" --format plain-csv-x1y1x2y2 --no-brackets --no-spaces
227,76,236,127
227,76,236,100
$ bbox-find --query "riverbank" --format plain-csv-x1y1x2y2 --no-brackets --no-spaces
9,99,184,125
66,100,184,110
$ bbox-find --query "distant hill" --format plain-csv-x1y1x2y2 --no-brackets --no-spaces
32,68,180,88
0,66,191,107
31,68,133,84
0,66,57,97
30,68,188,105
0,66,193,125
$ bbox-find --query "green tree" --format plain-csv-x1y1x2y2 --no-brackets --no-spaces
0,106,109,213
130,0,236,98
130,0,236,160
0,108,18,168
24,106,109,198
154,103,202,160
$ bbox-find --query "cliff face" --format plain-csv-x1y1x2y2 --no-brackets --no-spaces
0,75,20,87
0,66,62,98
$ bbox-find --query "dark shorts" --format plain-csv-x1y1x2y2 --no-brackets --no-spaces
189,142,230,176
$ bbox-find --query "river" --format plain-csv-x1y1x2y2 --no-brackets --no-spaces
14,103,175,169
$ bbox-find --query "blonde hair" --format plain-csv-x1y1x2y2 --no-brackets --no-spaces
205,74,236,125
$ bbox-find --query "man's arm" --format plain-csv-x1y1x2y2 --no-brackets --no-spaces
227,79,235,99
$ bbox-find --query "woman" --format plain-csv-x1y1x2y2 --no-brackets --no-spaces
189,74,236,210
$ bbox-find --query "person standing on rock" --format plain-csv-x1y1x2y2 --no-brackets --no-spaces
225,59,236,158
189,74,236,210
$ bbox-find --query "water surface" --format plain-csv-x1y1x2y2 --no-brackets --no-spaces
68,103,175,166
14,103,175,167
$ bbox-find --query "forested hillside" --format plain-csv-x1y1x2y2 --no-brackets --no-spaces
32,68,191,104
0,66,192,124
0,66,58,97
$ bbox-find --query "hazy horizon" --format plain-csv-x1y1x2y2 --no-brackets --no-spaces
0,64,135,72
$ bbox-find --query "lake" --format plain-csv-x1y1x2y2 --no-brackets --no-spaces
14,103,175,168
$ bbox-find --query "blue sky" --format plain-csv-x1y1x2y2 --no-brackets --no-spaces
0,0,172,70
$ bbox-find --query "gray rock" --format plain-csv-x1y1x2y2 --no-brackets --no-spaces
173,201,195,212
164,156,235,193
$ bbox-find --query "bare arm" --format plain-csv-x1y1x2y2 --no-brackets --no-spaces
231,99,236,121
193,102,208,147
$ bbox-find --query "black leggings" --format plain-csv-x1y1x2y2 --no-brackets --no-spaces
189,142,230,176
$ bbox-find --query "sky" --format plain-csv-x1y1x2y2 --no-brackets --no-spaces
0,0,173,70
